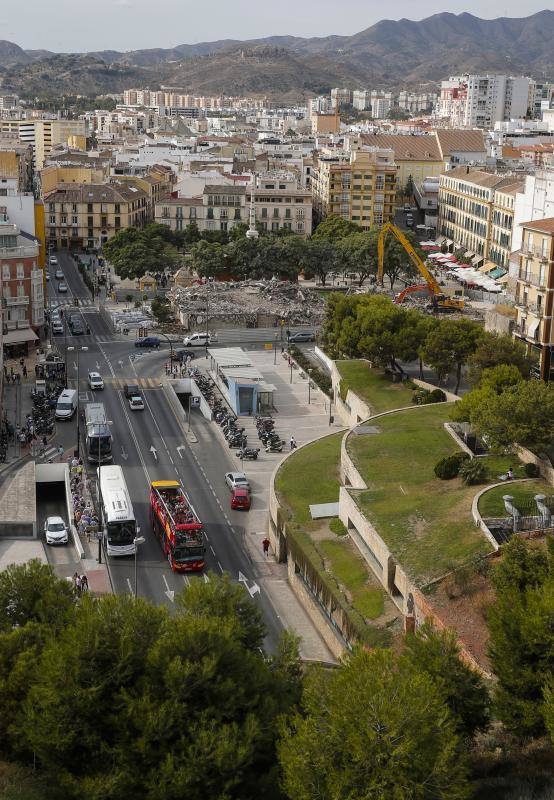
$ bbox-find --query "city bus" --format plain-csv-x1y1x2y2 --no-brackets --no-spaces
84,403,113,463
98,465,137,556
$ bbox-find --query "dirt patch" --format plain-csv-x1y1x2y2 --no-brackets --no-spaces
408,512,428,539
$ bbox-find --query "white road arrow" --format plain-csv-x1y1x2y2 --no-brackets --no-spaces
162,575,175,602
95,361,101,370
247,582,260,598
73,361,78,370
121,446,128,461
203,573,210,584
238,571,248,585
176,445,186,459
150,445,158,461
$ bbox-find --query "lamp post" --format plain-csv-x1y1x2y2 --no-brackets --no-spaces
158,331,174,364
97,418,112,565
66,345,88,457
205,277,214,358
134,535,146,597
273,333,279,365
308,368,313,405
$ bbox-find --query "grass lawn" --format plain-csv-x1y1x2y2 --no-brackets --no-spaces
336,360,415,414
319,539,385,620
275,432,343,527
478,479,552,518
347,404,504,586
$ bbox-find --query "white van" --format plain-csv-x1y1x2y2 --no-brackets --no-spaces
183,332,217,347
55,389,78,420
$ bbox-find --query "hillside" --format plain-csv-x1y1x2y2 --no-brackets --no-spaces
0,11,553,99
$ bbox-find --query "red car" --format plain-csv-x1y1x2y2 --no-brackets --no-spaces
231,487,251,510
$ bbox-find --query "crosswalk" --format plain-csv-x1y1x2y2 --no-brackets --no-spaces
108,377,163,390
35,445,59,463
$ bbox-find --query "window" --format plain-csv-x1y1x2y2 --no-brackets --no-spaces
189,208,196,219
87,203,93,213
72,203,77,213
72,228,78,238
207,208,214,220
273,208,279,218
234,209,241,220
48,202,55,212
296,222,304,231
161,207,170,218
50,215,56,224
101,216,107,227
220,208,228,219
271,222,279,231
17,283,25,297
72,215,78,225
176,207,183,218
176,219,183,231
261,208,268,218
285,209,291,219
16,263,24,279
220,222,228,231
114,203,120,214
283,222,292,231
60,215,67,224
2,265,10,280
87,216,93,227
114,217,120,228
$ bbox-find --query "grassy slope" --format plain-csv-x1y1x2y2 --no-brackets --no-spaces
336,360,414,414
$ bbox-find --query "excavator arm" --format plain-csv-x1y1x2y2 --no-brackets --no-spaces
377,221,441,295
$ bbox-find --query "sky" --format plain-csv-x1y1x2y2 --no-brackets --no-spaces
1,0,550,51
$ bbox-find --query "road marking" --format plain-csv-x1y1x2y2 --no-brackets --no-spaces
210,545,216,556
126,578,133,594
182,574,190,587
217,561,223,572
168,455,174,465
162,575,175,602
176,445,186,458
150,445,158,461
203,573,210,583
121,446,128,461
399,485,406,495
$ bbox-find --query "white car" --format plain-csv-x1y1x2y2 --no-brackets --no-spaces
224,471,250,491
54,269,64,279
129,395,144,411
183,332,217,347
49,255,58,266
58,282,68,293
45,516,69,545
88,371,104,390
52,321,64,335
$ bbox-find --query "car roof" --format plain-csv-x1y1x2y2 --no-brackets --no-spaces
89,371,101,378
130,395,143,401
232,487,250,495
46,515,64,525
227,471,247,480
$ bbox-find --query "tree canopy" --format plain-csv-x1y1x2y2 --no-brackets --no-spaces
103,223,183,280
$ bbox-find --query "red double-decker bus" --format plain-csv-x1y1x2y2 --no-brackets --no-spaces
149,480,206,572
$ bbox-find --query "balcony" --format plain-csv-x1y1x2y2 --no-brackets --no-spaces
522,245,551,261
0,244,38,258
518,269,547,289
4,296,29,306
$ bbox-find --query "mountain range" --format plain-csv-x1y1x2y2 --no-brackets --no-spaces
0,10,553,100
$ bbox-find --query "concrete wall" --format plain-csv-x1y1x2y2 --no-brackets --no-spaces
516,445,554,487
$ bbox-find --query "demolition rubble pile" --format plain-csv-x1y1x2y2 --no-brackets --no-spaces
169,279,325,327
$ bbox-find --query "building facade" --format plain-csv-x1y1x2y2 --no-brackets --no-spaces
514,218,554,380
44,182,149,251
0,118,87,169
312,145,396,229
0,209,43,356
438,74,533,128
513,169,554,251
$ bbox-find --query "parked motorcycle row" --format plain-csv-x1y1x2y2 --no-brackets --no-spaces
255,416,286,453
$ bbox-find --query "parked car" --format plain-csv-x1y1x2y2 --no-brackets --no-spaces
58,282,68,293
134,336,160,349
230,487,251,510
183,332,217,347
44,516,68,545
129,395,144,411
288,331,315,343
49,255,58,266
88,371,104,390
52,320,64,335
124,383,140,399
171,349,195,362
225,471,250,491
54,268,64,279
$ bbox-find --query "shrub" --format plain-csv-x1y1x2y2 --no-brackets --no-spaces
524,462,540,478
289,345,332,397
412,388,429,405
428,388,447,403
330,518,347,536
434,452,469,480
413,388,447,405
459,458,486,485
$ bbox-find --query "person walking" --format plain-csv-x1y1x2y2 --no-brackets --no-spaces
57,445,64,461
80,574,89,593
262,537,270,557
22,364,27,379
290,436,297,451
75,574,82,594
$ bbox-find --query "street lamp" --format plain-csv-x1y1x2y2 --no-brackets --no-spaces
308,368,313,405
134,535,145,597
157,331,174,364
66,345,88,456
205,277,214,357
273,333,279,365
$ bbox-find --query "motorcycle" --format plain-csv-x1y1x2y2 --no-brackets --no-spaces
265,440,285,453
236,448,259,461
228,435,247,449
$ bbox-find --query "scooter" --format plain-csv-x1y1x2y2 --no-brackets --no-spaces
236,447,259,460
265,440,285,453
228,435,247,449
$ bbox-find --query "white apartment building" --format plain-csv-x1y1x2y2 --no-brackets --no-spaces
309,96,334,117
331,88,353,107
512,169,554,251
352,91,372,111
438,74,533,128
397,91,437,114
369,92,394,120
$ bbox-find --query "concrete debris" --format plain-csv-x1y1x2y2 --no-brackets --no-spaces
168,279,325,328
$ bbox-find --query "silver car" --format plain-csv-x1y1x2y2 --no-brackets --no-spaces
45,516,69,545
225,471,250,491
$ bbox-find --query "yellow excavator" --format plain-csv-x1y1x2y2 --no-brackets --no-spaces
377,221,464,311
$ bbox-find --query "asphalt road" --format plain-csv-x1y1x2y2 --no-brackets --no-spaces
46,252,283,649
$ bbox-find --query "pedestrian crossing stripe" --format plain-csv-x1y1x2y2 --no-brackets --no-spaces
35,446,57,462
109,377,162,389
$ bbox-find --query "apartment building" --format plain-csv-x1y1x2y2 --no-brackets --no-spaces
397,91,437,113
513,169,554,250
438,166,524,265
359,133,442,189
44,181,149,251
331,88,353,108
247,175,312,236
368,92,394,119
438,74,533,128
0,118,87,169
312,145,396,229
0,209,43,355
514,218,554,380
352,90,372,111
311,112,340,135
0,141,34,192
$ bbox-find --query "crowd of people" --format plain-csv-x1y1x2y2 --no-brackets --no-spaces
69,456,99,543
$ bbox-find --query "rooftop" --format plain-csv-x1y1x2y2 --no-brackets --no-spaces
520,217,554,234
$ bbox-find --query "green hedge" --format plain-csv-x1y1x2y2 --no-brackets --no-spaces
289,344,332,397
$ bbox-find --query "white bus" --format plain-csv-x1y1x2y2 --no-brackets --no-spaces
98,465,137,556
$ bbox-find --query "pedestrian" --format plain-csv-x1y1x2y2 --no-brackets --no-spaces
10,367,13,379
15,372,20,384
507,466,514,480
72,571,79,588
22,364,27,378
19,357,24,369
290,436,297,451
80,574,89,593
2,364,6,378
262,537,270,557
57,445,64,461
75,574,82,594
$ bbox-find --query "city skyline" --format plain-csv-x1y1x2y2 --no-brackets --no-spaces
1,1,551,51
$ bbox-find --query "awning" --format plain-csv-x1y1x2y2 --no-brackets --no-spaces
496,274,509,284
489,267,507,279
472,255,484,266
527,319,540,338
479,261,497,273
3,328,39,345
465,250,475,259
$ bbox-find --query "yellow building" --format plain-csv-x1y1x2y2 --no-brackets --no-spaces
0,142,34,191
514,218,554,381
311,112,340,135
0,118,87,169
312,145,397,229
359,133,443,190
44,181,149,251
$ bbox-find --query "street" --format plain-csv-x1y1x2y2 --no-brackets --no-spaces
46,252,284,649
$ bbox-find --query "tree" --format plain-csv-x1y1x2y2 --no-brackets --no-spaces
189,240,228,279
404,174,415,198
488,538,554,737
421,319,483,394
229,222,249,241
279,648,469,800
467,379,554,453
380,227,422,289
402,622,490,739
0,560,74,633
298,239,339,286
182,220,201,245
103,225,182,280
468,332,532,385
312,214,362,242
0,762,47,800
336,230,378,286
150,295,172,324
